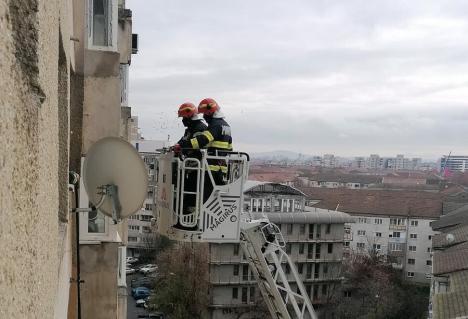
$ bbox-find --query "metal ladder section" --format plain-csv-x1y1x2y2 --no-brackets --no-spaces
240,219,318,319
178,158,202,227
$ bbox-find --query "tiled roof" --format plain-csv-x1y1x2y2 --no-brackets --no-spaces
301,187,443,219
432,247,468,275
432,270,468,319
433,224,468,249
431,204,468,231
300,173,382,185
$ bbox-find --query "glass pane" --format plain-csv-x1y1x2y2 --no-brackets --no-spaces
93,0,109,46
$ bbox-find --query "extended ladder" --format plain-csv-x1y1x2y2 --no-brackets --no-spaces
240,219,318,319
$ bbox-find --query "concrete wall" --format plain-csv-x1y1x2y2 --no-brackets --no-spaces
80,243,120,318
0,0,75,318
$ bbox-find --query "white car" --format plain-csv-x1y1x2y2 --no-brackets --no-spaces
126,268,136,275
126,257,138,264
140,264,158,274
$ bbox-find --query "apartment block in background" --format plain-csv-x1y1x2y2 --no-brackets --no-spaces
208,181,353,319
302,187,443,283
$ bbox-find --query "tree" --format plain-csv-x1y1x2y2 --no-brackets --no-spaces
138,232,173,263
149,242,210,319
321,252,428,319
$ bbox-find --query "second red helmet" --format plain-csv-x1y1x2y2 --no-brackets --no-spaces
198,98,219,115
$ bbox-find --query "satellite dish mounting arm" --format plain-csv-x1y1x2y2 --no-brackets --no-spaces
97,184,122,223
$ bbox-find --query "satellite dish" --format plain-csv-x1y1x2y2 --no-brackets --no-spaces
446,233,455,243
83,137,148,221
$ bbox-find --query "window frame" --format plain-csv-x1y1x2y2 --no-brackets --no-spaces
87,0,118,51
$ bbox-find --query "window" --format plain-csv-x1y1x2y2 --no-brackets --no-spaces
241,287,248,303
357,243,365,249
375,232,382,237
306,264,312,279
426,260,432,266
129,225,139,231
314,264,320,279
242,265,249,281
299,224,306,235
427,247,432,253
233,265,239,276
373,244,381,251
322,284,328,296
328,243,333,254
410,220,419,226
233,244,239,256
285,264,290,274
323,264,328,274
232,287,238,299
128,236,137,242
409,245,416,252
390,218,406,226
428,235,432,240
389,243,403,251
145,204,153,211
308,224,314,239
249,287,255,303
88,0,118,51
315,244,321,259
286,243,292,254
316,224,321,238
326,224,331,234
307,244,313,259
298,263,304,274
344,241,350,247
410,233,417,239
140,215,152,222
407,258,415,265
142,226,150,233
299,243,305,254
313,285,319,300
287,224,293,235
374,218,382,224
344,291,351,298
358,217,368,223
357,230,366,236
407,272,414,278
390,231,401,238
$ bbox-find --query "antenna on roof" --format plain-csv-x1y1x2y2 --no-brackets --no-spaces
335,204,340,211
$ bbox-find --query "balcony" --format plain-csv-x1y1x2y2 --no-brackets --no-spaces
389,224,406,231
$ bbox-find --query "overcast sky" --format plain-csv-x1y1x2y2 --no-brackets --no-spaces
128,0,468,159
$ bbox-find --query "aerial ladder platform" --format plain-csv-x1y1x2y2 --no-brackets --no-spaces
154,150,318,319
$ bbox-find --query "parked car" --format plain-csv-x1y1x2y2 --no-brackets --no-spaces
130,277,155,289
138,313,165,319
140,264,158,274
132,287,150,299
126,268,136,275
135,299,146,308
126,257,138,264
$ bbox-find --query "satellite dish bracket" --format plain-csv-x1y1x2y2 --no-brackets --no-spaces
71,183,122,224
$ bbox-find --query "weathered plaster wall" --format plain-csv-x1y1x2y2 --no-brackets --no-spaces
0,0,73,318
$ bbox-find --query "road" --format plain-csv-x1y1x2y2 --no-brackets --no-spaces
127,273,149,319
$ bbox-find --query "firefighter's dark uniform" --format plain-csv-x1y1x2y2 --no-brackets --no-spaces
177,119,208,156
180,117,233,201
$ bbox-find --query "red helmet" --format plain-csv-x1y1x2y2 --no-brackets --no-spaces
198,98,219,115
178,102,197,118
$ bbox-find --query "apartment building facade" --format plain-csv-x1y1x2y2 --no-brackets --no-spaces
1,0,138,318
297,174,382,190
301,187,444,284
208,181,353,319
440,155,468,173
348,215,437,283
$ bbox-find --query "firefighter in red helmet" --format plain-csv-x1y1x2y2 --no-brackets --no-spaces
174,102,207,154
179,98,233,201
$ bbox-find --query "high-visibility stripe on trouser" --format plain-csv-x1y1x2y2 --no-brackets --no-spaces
209,141,232,150
209,165,228,173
